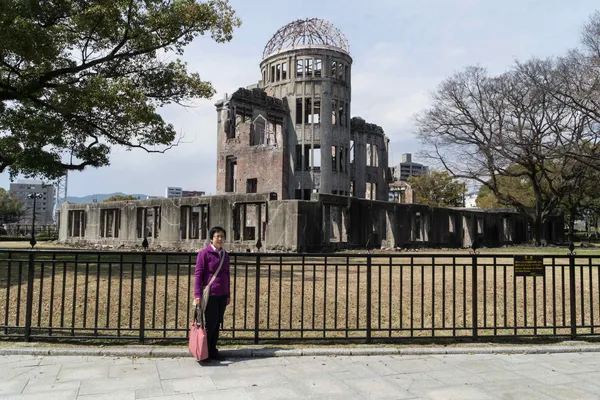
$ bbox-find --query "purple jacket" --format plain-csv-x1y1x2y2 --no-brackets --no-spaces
194,245,231,299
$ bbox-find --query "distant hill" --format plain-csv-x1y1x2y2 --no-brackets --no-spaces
66,192,150,204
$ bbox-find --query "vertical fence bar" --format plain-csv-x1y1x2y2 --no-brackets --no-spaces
323,257,327,338
4,252,12,334
24,253,35,342
569,253,577,339
366,254,372,343
472,254,478,340
254,255,260,344
140,253,147,344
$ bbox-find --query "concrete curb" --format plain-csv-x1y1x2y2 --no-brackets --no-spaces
2,344,600,358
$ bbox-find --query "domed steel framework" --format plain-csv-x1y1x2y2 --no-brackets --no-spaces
262,18,349,59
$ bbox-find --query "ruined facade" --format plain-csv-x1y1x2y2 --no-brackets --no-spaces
216,19,388,201
58,194,564,252
58,18,565,251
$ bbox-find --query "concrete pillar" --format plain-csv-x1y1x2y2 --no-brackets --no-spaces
320,81,333,194
462,215,473,247
322,204,331,243
385,210,396,248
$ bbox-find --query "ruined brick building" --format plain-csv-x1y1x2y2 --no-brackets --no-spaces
215,19,388,201
58,19,564,251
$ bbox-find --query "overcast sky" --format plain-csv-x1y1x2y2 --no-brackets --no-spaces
2,0,598,197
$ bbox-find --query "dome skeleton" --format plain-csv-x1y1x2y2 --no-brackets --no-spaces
262,18,350,59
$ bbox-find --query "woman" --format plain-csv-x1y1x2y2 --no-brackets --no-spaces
194,226,231,360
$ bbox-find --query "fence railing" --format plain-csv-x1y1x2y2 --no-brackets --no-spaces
1,249,599,343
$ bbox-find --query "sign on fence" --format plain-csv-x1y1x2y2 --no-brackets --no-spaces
514,255,545,277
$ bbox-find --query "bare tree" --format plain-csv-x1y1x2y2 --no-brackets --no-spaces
416,64,589,244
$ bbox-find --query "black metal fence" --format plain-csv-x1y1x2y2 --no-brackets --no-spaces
1,249,600,343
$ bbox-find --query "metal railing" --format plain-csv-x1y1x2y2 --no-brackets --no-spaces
1,249,599,343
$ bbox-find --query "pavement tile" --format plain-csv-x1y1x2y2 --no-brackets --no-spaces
490,387,556,400
384,373,446,390
79,376,161,396
244,385,305,400
437,359,503,374
8,364,61,385
344,377,420,399
470,378,538,393
210,367,289,390
134,387,165,399
478,368,536,382
411,385,500,400
22,380,80,394
426,366,479,379
192,388,251,400
530,383,600,400
88,357,134,366
0,365,34,382
160,376,216,395
538,360,599,374
332,359,399,377
578,371,600,383
277,359,348,379
435,374,486,385
349,355,398,363
39,355,91,366
57,363,110,382
157,361,229,380
509,367,580,385
0,389,79,400
0,378,29,395
0,356,41,367
109,362,158,379
143,395,194,400
78,389,136,400
385,357,449,374
233,357,291,369
291,373,356,397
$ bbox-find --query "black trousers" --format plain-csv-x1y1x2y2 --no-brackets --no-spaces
204,295,227,357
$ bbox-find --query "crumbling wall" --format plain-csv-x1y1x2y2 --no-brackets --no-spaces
216,88,289,200
59,193,563,252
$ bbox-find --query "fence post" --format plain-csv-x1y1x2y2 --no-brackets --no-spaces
139,253,147,344
569,245,577,340
24,252,35,342
472,253,478,341
366,254,372,344
254,255,261,344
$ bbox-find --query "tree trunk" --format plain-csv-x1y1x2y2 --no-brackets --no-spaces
532,216,543,245
532,178,543,245
569,208,576,243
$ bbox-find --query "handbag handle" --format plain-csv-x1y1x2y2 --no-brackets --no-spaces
193,304,205,327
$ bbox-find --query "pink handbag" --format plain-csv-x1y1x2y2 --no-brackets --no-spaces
188,305,209,361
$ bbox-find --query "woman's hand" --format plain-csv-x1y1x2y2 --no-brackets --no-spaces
194,297,200,305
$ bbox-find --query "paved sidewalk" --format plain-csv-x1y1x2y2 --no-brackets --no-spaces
2,350,600,399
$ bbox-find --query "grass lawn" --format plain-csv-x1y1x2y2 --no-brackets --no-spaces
0,241,70,250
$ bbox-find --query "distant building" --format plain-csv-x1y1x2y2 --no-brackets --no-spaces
165,187,183,198
164,187,205,198
391,153,429,181
9,181,56,225
182,190,205,197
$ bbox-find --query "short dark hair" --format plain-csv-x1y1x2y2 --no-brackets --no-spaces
209,226,226,239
